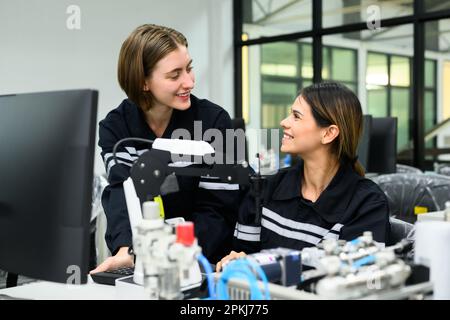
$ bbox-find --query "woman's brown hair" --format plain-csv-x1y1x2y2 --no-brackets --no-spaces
117,24,188,111
300,82,365,176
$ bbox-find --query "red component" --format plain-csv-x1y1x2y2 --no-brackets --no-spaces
176,222,195,246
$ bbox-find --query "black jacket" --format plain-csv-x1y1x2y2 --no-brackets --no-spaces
98,95,242,263
233,161,390,253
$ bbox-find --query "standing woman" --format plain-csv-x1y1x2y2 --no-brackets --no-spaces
218,82,390,271
91,24,240,273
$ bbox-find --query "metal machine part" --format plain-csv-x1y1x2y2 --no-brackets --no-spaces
133,204,202,300
312,232,413,299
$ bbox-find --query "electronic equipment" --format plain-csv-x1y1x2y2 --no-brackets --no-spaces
247,248,302,287
90,267,135,286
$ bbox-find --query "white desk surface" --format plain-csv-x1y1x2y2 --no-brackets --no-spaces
0,276,118,300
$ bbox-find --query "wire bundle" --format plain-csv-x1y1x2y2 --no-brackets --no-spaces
216,258,271,300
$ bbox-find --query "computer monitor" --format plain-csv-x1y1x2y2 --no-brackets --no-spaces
367,117,398,174
0,89,98,284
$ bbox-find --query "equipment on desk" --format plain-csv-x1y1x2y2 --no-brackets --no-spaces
134,206,203,300
213,248,303,300
90,267,135,286
109,139,270,288
246,248,301,287
300,232,433,299
309,232,412,299
108,137,267,299
415,216,450,299
124,138,252,204
216,232,431,300
0,89,98,286
414,201,450,298
115,137,266,225
110,135,433,300
91,202,203,297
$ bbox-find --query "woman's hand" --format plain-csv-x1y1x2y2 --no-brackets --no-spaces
89,246,134,274
215,250,247,272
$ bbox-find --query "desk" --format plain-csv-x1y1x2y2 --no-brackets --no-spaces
0,275,434,300
0,276,317,300
0,275,200,300
0,276,117,300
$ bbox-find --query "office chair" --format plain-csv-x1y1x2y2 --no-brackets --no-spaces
435,163,450,177
372,173,450,224
388,217,414,245
396,164,422,174
387,217,415,260
366,117,397,174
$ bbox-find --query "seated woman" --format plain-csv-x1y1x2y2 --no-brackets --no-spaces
217,81,390,271
91,24,241,274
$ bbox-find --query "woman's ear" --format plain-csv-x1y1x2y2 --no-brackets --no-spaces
321,125,340,145
143,78,151,92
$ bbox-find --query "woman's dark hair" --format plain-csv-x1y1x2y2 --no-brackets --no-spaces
117,24,188,111
300,82,365,176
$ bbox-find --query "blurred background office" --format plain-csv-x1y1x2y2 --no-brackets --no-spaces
234,0,450,172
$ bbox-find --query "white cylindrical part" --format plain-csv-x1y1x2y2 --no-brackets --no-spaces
415,221,450,299
142,201,161,220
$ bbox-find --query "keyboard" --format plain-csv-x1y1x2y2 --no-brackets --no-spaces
90,267,134,286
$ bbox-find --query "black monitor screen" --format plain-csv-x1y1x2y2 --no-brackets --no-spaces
367,117,397,174
0,89,98,284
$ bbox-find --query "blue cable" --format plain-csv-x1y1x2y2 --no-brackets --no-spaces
352,255,376,269
217,263,259,300
243,258,271,299
197,253,216,300
217,261,261,300
216,258,270,300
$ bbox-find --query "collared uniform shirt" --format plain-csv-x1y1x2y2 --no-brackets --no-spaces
99,95,242,263
233,161,390,254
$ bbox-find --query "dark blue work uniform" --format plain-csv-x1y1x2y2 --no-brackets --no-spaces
233,161,390,254
99,95,242,263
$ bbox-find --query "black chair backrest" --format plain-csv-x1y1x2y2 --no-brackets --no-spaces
367,117,397,174
388,217,414,246
396,164,422,174
372,173,450,223
436,164,450,176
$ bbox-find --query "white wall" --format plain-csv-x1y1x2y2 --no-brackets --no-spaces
0,0,234,174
